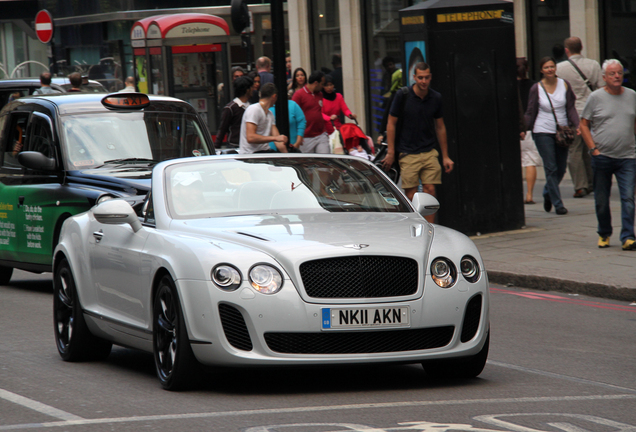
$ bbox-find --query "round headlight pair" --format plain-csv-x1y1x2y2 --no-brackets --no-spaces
212,263,283,294
431,255,481,288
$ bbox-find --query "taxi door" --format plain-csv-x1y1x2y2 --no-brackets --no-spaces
0,109,28,264
0,110,30,265
14,111,63,267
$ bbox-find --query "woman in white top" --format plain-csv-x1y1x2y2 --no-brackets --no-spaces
524,56,579,215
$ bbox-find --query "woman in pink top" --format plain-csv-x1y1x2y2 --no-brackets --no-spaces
322,75,356,134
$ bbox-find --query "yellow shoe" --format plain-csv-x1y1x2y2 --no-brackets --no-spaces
622,239,636,250
598,236,610,248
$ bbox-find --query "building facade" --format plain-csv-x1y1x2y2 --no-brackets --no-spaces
1,0,635,139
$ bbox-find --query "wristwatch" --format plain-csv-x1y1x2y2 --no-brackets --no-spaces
589,147,598,155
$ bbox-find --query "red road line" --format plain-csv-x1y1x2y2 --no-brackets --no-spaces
490,287,636,312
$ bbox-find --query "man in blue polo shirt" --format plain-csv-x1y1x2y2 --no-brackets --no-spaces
382,61,454,222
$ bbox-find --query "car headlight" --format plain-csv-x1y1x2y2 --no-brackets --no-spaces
430,258,456,288
211,264,242,291
249,264,283,294
460,255,480,283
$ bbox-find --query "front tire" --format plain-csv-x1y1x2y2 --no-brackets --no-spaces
153,275,198,391
53,258,112,361
423,332,489,379
0,266,13,285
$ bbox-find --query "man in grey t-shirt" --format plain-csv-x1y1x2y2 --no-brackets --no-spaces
580,59,636,250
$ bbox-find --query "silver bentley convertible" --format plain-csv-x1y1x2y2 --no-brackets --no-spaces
53,154,490,390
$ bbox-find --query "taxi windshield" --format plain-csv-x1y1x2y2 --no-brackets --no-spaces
60,112,211,169
165,157,412,219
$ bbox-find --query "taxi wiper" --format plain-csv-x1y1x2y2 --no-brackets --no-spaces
98,158,157,167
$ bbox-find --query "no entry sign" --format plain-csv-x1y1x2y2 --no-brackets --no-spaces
35,10,54,44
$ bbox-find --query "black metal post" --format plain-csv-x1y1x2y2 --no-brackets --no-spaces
270,0,290,144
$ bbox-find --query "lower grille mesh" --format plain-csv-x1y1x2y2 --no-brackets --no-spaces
265,326,454,354
460,294,482,343
218,304,253,351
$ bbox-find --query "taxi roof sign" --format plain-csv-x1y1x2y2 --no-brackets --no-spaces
101,93,150,109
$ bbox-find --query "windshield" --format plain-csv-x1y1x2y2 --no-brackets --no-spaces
61,112,212,169
165,157,412,219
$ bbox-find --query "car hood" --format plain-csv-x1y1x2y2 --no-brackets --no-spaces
170,212,433,266
66,168,152,195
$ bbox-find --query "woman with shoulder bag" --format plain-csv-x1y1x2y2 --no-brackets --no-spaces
525,56,579,215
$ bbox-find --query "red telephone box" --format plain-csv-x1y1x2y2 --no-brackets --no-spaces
131,13,231,132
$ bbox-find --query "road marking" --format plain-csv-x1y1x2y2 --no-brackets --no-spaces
490,287,636,313
488,360,636,394
1,394,635,430
0,389,84,421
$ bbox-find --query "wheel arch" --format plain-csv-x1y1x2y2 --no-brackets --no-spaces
52,212,73,252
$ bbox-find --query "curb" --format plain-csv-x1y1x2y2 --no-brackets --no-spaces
488,271,636,303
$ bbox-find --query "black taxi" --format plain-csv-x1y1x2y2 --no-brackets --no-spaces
0,92,216,283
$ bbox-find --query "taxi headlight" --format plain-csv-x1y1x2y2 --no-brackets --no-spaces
431,258,456,288
211,264,242,291
249,264,283,294
460,255,480,283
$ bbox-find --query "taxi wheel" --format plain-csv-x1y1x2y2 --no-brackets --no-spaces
53,258,112,361
153,275,198,391
0,266,13,285
422,332,489,380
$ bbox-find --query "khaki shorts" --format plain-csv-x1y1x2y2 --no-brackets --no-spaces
399,149,442,189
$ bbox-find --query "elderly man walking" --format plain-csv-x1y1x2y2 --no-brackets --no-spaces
580,59,636,250
556,36,604,198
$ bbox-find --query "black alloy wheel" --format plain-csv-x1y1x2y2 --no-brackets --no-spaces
53,258,112,361
153,275,198,390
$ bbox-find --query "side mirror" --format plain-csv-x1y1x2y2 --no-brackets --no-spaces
17,151,57,171
93,199,142,233
411,192,440,216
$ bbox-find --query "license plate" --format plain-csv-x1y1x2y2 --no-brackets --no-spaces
321,306,410,329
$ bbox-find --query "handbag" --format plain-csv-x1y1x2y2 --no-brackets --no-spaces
540,81,575,147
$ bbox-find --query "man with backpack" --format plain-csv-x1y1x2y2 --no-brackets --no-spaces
382,62,454,222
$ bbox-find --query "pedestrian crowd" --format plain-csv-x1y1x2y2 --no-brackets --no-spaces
214,55,358,157
520,36,636,251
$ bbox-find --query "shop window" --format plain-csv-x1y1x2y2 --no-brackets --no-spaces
308,0,341,76
361,0,413,140
601,0,636,88
526,0,570,80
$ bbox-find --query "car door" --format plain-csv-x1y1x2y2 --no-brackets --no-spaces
87,213,151,328
0,110,24,264
14,111,64,266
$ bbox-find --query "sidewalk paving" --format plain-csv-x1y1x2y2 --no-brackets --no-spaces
471,177,636,302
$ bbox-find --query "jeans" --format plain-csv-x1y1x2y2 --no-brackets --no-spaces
533,133,569,210
591,155,636,242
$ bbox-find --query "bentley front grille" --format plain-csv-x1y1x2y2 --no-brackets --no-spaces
299,256,419,298
264,326,454,354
